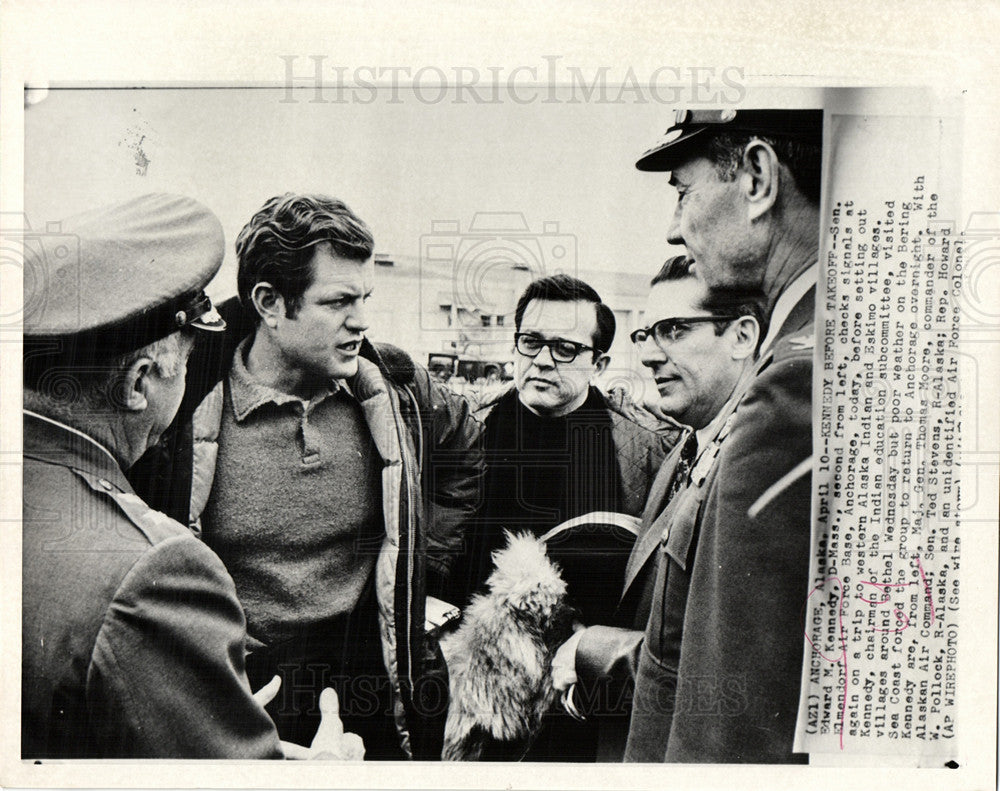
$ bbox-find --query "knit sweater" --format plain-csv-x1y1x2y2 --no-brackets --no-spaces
200,343,383,646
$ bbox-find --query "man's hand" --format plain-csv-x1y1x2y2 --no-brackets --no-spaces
551,624,587,693
280,688,365,760
252,674,282,707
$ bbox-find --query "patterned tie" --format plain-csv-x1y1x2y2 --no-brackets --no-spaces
666,431,698,503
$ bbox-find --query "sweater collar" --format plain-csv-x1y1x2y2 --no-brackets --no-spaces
227,337,353,423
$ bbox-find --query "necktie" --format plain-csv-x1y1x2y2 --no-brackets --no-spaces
666,431,698,503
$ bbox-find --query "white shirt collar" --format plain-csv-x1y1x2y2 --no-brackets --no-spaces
694,417,719,454
759,262,818,354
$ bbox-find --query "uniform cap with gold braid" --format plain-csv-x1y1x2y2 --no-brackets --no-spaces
635,108,823,172
24,193,226,361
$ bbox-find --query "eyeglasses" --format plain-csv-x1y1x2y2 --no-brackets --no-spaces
629,316,737,346
514,333,597,364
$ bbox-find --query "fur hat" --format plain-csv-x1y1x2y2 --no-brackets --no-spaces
440,532,574,760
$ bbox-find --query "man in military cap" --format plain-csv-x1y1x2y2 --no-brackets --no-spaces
624,109,822,763
21,193,360,759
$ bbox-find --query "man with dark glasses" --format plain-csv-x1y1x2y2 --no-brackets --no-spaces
436,273,677,761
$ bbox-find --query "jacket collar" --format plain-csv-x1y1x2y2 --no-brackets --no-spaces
23,409,132,493
760,263,818,353
622,374,746,599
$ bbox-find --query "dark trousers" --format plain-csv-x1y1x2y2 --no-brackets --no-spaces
244,585,406,761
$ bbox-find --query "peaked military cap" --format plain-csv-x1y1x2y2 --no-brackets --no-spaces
635,108,823,172
24,193,226,362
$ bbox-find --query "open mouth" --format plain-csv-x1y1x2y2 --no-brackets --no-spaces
655,375,679,392
337,340,362,354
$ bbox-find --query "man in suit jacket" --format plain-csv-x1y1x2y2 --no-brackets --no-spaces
550,255,764,760
624,108,822,763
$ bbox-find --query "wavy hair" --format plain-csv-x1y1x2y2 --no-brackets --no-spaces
235,193,374,322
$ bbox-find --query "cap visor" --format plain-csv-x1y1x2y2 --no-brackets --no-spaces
635,127,709,172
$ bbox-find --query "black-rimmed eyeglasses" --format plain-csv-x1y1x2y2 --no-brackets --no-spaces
629,316,737,346
514,332,598,364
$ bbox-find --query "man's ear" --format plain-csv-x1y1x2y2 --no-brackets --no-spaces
120,357,154,412
739,140,781,222
250,281,284,328
593,353,611,376
730,316,760,361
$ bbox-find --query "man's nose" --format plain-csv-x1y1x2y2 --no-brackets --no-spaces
638,335,667,368
532,344,558,368
345,300,369,333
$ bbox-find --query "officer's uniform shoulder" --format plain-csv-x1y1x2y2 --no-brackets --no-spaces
97,478,198,547
750,329,815,401
728,327,814,453
769,325,816,364
25,454,193,552
23,454,200,661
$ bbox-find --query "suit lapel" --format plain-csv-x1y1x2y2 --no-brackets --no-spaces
641,437,684,525
620,437,687,601
619,372,756,605
618,288,818,605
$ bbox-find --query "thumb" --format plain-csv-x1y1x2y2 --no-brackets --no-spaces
310,687,345,751
252,674,282,708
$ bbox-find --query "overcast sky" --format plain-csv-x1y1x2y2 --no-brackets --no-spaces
25,86,693,301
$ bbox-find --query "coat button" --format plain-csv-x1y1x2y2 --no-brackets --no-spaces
98,478,114,491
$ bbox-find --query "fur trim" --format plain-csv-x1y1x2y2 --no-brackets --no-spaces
440,532,574,760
